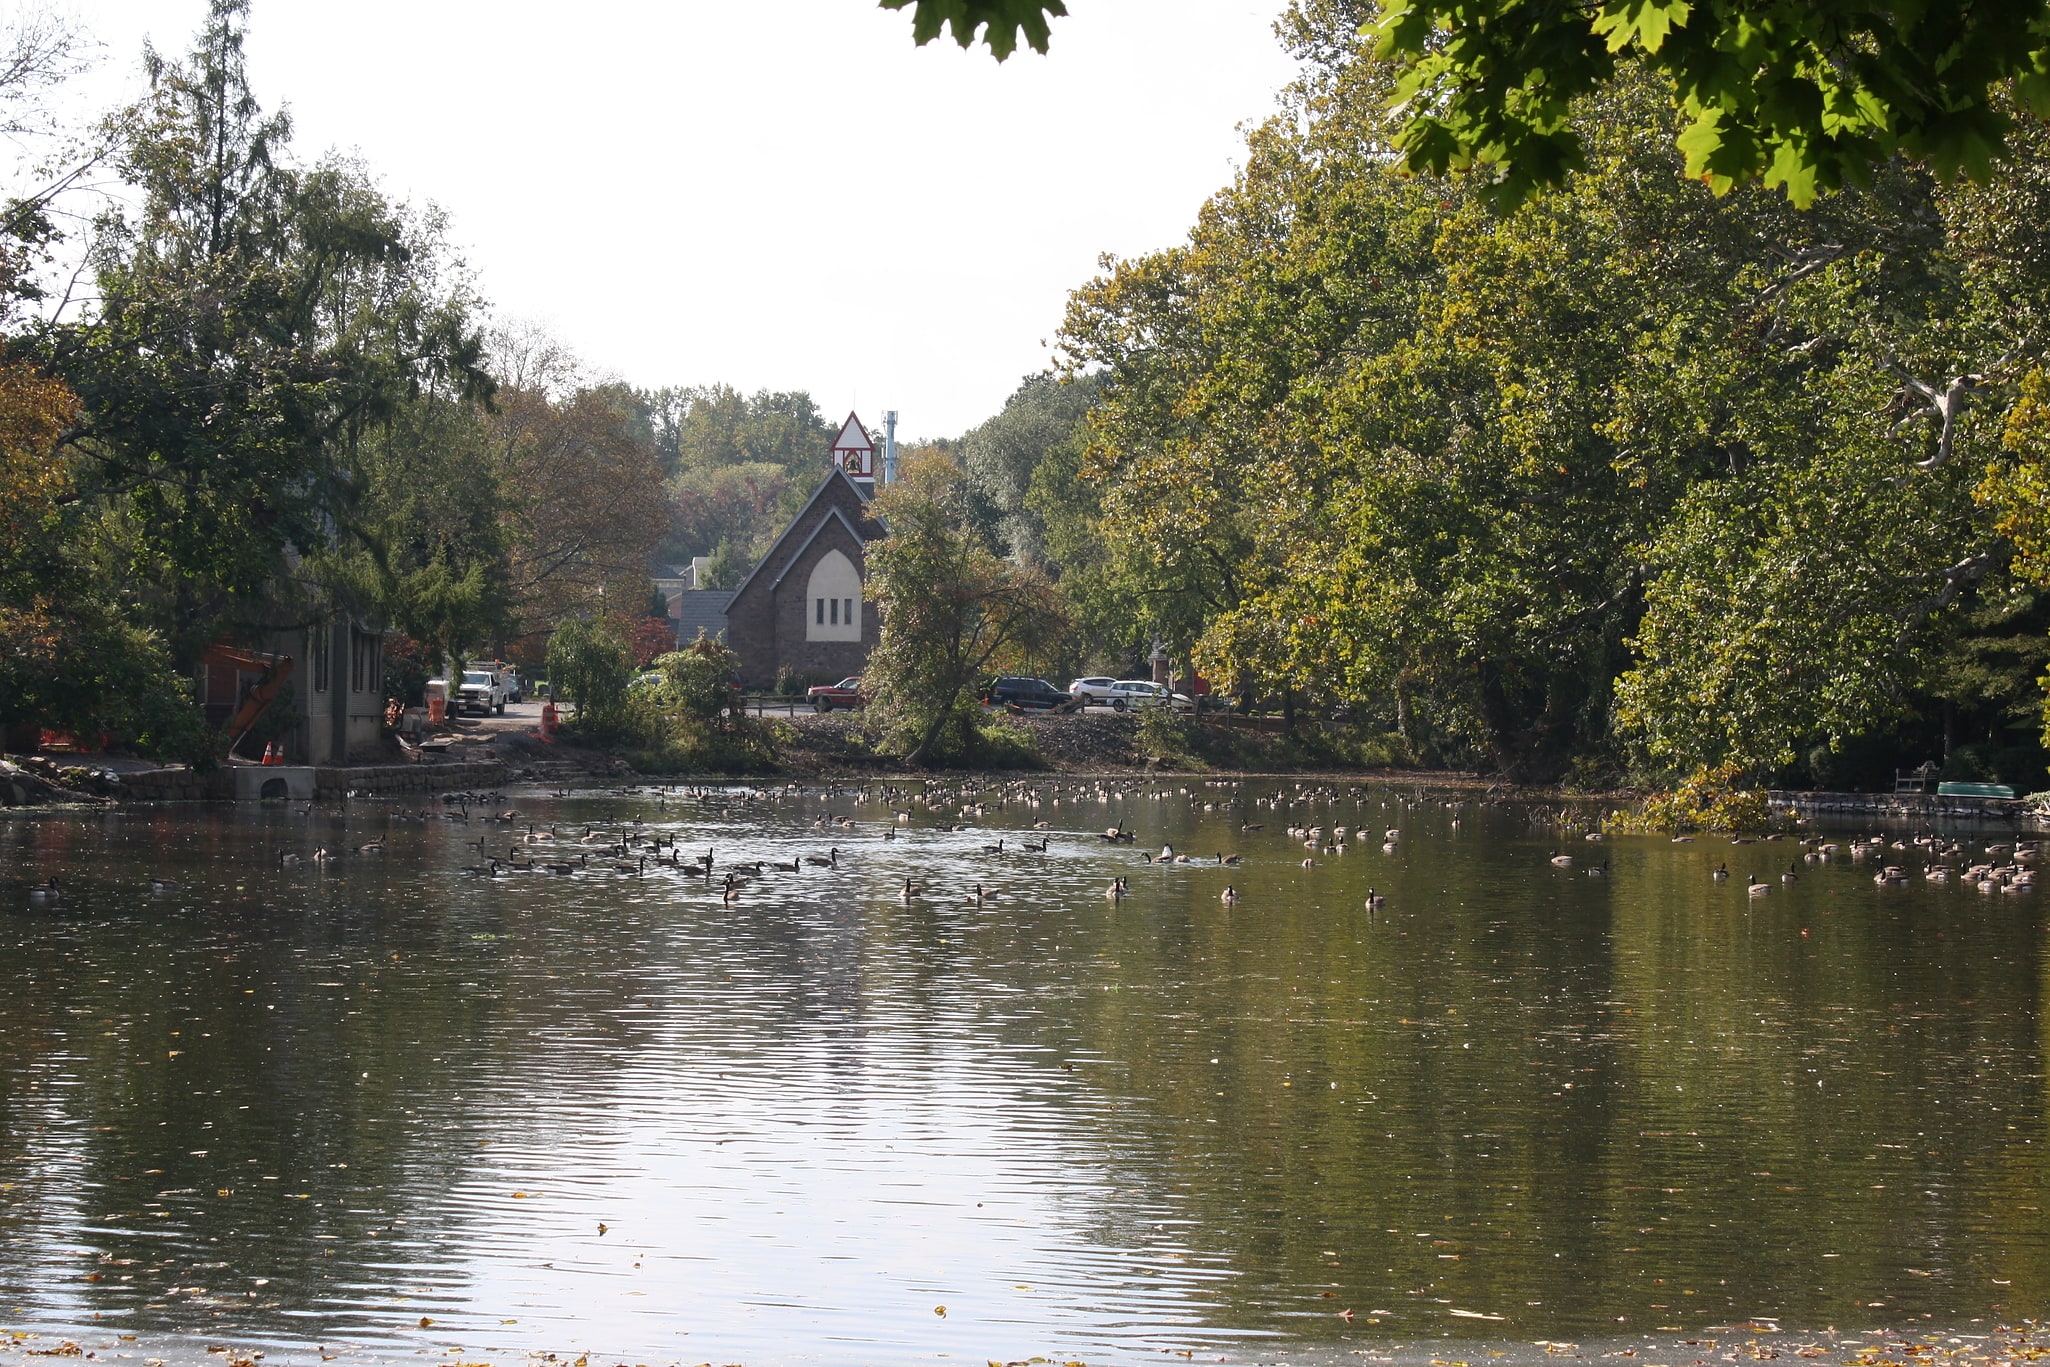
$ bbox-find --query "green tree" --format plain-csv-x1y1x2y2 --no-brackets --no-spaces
864,448,1067,762
655,633,741,723
961,371,1099,565
546,614,634,725
891,0,2050,209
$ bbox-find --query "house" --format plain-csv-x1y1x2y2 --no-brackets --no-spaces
721,412,888,688
197,617,386,764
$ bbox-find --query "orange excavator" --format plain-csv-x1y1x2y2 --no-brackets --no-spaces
204,643,296,760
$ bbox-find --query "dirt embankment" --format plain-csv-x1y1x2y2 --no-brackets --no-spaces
763,708,1483,781
0,756,118,807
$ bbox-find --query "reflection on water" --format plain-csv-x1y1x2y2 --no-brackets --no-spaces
1,781,2046,1365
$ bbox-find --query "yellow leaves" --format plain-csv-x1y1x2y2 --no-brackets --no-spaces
1991,368,2050,588
0,362,79,550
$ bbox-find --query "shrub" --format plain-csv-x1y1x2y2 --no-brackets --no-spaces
547,615,635,726
1607,762,1775,834
655,632,741,722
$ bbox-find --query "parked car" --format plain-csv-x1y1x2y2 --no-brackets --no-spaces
1107,679,1194,711
455,668,509,715
1068,676,1119,703
807,677,868,712
983,676,1070,710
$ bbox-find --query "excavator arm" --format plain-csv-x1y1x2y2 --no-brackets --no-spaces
204,644,296,758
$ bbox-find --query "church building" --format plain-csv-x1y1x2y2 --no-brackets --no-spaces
719,412,890,688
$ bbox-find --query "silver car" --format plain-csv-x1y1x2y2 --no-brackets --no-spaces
1068,676,1119,703
1107,679,1194,711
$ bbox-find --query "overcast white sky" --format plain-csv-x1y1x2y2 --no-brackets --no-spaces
51,1,1299,440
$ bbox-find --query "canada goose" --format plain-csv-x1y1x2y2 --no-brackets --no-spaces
983,838,1006,854
1747,875,1770,897
278,851,302,867
1586,860,1609,877
1782,862,1799,883
1364,889,1385,911
1549,852,1574,867
1220,885,1239,904
149,878,180,893
460,860,500,877
357,840,384,854
971,884,988,903
1240,822,1263,832
544,861,575,875
1218,852,1240,866
722,876,742,904
1105,876,1128,899
27,877,59,907
1301,857,1318,868
1712,862,1729,881
805,848,838,868
311,848,333,862
900,876,924,901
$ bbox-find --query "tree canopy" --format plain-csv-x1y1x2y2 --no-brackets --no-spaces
888,0,2050,208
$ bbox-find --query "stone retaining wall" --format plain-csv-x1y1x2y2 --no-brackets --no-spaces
110,759,509,803
1770,789,2025,822
313,760,508,797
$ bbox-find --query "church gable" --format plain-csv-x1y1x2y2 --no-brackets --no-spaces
721,421,889,687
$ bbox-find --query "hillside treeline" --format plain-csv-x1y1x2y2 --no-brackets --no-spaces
956,2,2050,790
0,2,688,754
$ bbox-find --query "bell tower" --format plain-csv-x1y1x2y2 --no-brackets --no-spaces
829,412,875,492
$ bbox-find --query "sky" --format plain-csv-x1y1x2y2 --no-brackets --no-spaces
51,0,1301,440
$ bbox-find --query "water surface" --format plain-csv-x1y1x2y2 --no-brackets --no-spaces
1,781,2046,1365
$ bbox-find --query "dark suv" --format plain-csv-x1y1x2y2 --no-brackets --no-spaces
983,676,1069,710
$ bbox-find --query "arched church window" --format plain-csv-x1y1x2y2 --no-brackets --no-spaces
806,548,862,642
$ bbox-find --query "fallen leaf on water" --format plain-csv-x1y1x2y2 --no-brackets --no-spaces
1449,1309,1506,1321
934,1305,946,1317
417,1317,433,1328
1341,1309,1356,1322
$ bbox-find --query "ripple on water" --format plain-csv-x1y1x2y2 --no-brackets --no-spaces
1,781,2047,1364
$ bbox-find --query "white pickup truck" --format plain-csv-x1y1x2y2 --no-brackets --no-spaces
452,668,509,715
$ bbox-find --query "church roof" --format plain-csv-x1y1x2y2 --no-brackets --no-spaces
726,464,884,602
830,412,874,458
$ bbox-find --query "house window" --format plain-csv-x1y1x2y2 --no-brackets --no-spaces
348,628,381,695
311,624,330,694
804,548,862,642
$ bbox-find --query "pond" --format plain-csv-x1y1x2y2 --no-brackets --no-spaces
1,780,2046,1367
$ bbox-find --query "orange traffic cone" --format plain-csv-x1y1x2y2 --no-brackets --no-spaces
262,741,279,765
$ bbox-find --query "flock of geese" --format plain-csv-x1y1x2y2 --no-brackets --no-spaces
12,774,2047,912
